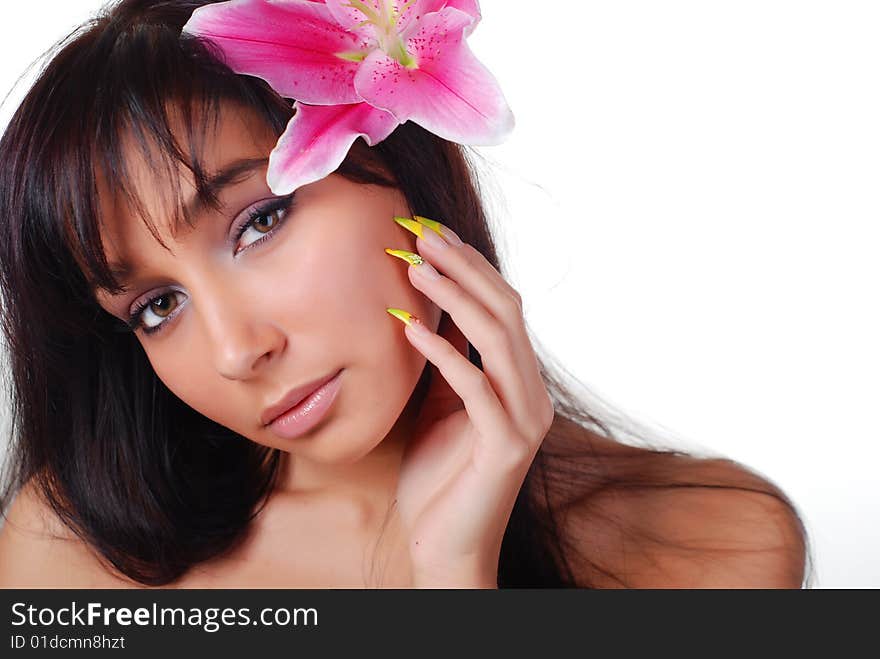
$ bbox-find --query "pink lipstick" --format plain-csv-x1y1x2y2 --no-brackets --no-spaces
263,370,343,440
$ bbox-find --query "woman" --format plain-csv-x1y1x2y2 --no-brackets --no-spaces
0,0,812,588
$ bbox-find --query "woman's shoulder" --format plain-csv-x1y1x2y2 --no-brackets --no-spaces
553,431,807,588
0,478,137,588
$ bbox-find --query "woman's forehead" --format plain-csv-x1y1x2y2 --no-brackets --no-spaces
97,103,277,241
92,106,279,292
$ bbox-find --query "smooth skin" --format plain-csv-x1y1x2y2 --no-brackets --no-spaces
0,101,549,588
0,103,806,589
388,223,554,586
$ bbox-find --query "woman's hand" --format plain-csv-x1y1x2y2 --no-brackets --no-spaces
385,216,555,588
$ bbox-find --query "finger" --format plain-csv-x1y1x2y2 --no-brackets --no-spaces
404,259,537,437
417,316,467,423
436,310,469,358
393,216,525,337
387,308,525,464
391,217,555,440
416,234,526,341
408,215,524,304
407,219,547,409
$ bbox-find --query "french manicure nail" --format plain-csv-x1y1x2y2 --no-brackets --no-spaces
414,215,464,247
393,216,448,249
386,307,431,335
385,248,424,265
384,249,441,280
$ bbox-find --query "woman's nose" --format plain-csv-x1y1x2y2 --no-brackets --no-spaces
197,285,287,381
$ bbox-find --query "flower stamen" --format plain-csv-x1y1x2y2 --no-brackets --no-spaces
344,0,418,69
344,0,381,24
391,0,418,29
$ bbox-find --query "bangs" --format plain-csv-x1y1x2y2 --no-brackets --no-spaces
9,0,397,306
36,7,292,297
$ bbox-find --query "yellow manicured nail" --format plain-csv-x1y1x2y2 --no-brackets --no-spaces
414,215,464,247
386,308,431,335
392,216,447,248
393,216,429,238
384,248,424,265
385,248,442,281
412,215,444,233
386,307,416,326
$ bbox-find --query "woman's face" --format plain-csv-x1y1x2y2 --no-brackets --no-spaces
94,104,440,463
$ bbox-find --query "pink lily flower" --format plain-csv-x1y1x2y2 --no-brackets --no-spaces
182,0,514,194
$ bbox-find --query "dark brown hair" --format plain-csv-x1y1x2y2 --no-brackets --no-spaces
0,0,814,587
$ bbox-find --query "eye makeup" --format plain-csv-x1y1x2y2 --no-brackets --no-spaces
118,192,296,336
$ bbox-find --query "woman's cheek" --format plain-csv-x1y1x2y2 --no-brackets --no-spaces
148,346,209,407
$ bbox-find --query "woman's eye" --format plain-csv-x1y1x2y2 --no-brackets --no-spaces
128,194,295,336
234,196,294,254
131,291,183,335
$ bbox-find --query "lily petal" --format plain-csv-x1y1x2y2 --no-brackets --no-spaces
182,0,369,104
353,7,513,145
393,0,449,33
266,101,400,195
325,0,447,36
443,0,481,36
324,0,384,32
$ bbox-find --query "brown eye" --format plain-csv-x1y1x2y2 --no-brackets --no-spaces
236,204,290,252
149,294,178,318
254,209,281,233
133,291,184,335
235,194,293,254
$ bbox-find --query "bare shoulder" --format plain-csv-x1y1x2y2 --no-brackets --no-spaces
558,439,807,588
0,479,138,588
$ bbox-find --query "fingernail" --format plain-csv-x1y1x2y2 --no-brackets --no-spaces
384,248,424,266
386,307,431,335
412,259,441,281
393,216,448,249
414,215,464,247
384,249,441,281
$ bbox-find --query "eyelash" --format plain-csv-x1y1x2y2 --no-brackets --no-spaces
125,194,296,336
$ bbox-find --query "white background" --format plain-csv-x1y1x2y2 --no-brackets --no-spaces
1,1,877,587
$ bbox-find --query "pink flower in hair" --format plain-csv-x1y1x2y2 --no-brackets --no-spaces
182,0,515,194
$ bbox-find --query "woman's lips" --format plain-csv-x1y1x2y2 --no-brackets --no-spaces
265,370,343,440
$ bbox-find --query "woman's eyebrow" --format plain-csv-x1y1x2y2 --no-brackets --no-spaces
106,155,270,284
179,155,270,233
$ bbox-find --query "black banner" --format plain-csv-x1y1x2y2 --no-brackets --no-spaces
0,589,872,656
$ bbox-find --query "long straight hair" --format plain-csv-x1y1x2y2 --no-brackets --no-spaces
0,0,813,587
